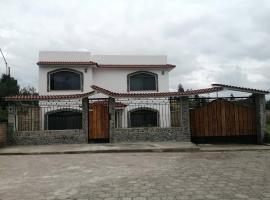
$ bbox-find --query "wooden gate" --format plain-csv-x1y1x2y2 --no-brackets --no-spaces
88,100,109,141
190,99,257,142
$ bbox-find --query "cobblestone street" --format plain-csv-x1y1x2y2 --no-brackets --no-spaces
0,151,270,200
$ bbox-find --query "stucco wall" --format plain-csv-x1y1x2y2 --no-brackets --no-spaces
39,66,170,95
93,68,170,92
39,65,94,95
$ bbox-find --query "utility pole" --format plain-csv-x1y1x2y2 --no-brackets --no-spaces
0,48,10,76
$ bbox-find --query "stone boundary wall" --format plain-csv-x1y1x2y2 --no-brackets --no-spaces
0,122,7,146
8,129,87,145
112,127,190,143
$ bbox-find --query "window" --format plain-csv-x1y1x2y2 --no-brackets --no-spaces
48,70,82,91
128,71,157,91
46,110,82,130
129,108,158,127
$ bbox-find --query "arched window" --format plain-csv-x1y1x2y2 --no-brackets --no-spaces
48,69,83,91
46,110,82,130
128,71,158,91
129,108,159,127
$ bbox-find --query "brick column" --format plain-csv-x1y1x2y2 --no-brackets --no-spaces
180,97,191,141
108,97,115,143
255,94,266,144
82,97,89,143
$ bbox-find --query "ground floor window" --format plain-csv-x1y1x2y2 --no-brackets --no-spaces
47,110,82,130
129,108,158,127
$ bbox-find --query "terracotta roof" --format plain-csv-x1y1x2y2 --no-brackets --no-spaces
91,85,223,98
98,64,176,68
90,101,127,108
212,84,269,95
37,61,98,65
5,91,95,101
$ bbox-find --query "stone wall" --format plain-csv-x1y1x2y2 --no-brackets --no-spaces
112,127,190,142
8,129,87,145
0,122,7,146
110,97,191,143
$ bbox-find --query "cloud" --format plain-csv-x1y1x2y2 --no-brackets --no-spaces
0,0,269,93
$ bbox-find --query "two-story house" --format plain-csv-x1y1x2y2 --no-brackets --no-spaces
37,51,176,132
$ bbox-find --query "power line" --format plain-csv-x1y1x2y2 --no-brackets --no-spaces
0,48,10,76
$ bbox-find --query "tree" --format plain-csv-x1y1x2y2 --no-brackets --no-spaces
0,74,19,122
19,86,38,95
0,74,19,108
177,83,184,92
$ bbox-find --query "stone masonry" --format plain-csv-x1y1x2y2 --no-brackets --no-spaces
110,97,191,143
8,129,86,145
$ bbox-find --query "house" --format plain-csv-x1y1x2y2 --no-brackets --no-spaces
5,51,269,145
37,51,175,131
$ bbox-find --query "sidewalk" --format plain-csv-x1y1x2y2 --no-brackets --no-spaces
0,143,270,155
0,142,199,155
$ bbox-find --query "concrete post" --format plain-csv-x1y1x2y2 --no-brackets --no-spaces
108,97,115,143
255,94,266,144
82,97,89,143
180,97,191,141
7,104,16,145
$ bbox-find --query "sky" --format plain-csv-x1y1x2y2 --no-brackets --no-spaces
0,0,270,92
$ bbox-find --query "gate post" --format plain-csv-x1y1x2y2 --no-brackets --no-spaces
255,94,266,144
180,97,191,141
82,97,89,143
108,97,115,143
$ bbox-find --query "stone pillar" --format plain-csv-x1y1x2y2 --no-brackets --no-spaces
180,97,191,141
82,97,89,143
108,97,115,143
7,104,16,145
255,94,266,144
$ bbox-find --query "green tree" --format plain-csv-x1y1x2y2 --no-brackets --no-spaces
19,86,38,95
0,74,19,122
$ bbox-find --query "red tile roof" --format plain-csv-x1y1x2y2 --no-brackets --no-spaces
212,84,269,94
98,64,176,68
5,91,95,101
37,62,175,69
37,61,98,65
90,85,223,98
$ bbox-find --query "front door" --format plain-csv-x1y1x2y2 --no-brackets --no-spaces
88,100,109,141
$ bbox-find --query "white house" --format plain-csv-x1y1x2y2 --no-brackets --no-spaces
37,51,176,131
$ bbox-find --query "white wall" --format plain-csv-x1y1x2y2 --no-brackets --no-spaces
39,65,94,95
93,68,170,93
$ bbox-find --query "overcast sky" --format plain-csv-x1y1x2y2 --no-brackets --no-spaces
0,0,270,92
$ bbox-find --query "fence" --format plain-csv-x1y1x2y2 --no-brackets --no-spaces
12,100,83,131
114,97,182,128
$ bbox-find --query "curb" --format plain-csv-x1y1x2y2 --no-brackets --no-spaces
0,147,200,156
1,146,270,156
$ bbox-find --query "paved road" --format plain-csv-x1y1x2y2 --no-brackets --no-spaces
0,151,269,200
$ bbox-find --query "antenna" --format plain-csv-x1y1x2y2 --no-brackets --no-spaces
0,48,10,76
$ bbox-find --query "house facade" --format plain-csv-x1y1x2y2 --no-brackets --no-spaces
37,51,176,132
5,51,268,145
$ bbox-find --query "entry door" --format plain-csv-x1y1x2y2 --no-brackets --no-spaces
89,102,109,141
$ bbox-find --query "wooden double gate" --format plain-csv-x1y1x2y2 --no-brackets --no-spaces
88,99,109,142
190,99,257,142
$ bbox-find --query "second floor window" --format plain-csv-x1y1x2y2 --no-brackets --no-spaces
48,70,82,91
128,71,157,91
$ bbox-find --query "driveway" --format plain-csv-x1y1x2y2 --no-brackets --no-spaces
0,151,269,200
